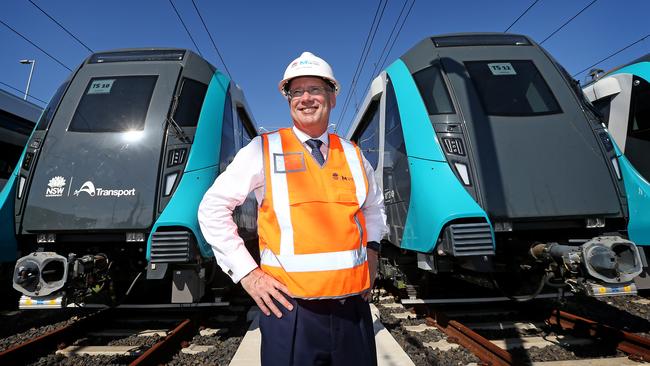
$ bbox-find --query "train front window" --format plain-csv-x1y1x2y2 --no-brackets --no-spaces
592,96,613,126
628,76,650,141
465,60,561,116
174,78,208,127
412,64,455,115
69,75,158,132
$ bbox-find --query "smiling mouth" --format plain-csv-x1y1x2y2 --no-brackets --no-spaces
299,106,318,113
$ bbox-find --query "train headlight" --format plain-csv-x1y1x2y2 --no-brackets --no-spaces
610,157,622,180
453,162,471,186
164,172,179,196
17,176,26,199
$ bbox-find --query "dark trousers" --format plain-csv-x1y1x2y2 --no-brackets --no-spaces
259,295,377,366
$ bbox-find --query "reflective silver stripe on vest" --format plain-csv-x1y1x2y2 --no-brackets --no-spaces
260,247,367,272
339,139,367,208
267,132,294,256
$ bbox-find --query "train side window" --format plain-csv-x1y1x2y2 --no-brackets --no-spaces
219,92,236,172
412,64,455,115
355,100,380,169
628,76,650,141
36,79,70,130
174,78,208,127
465,60,562,116
69,75,158,132
384,78,407,173
236,107,254,147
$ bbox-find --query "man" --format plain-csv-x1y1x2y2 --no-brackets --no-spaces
198,51,387,366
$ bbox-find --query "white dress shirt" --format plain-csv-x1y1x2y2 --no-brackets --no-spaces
198,126,388,283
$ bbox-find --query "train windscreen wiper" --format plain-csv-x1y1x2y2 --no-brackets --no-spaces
166,95,190,143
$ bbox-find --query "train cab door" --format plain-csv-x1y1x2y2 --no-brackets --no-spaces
437,45,621,220
624,75,650,181
20,61,182,233
586,73,650,182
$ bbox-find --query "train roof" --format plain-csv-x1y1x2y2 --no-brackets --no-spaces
399,32,536,75
583,53,650,87
0,88,42,123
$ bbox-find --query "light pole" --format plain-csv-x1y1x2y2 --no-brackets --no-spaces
19,59,36,100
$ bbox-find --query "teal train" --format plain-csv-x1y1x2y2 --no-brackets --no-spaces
1,49,258,309
347,33,650,299
583,54,650,187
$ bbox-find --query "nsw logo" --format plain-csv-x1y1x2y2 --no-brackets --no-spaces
45,176,66,197
74,181,96,196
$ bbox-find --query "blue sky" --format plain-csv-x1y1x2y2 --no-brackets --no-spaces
1,0,649,134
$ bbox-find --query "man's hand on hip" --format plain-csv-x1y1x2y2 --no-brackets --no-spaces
240,268,293,318
362,249,379,302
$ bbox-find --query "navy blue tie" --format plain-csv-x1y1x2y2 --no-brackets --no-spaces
305,139,325,166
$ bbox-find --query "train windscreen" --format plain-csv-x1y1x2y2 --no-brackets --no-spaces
465,60,562,116
69,76,158,132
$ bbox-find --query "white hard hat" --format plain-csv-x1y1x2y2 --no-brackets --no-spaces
278,51,340,98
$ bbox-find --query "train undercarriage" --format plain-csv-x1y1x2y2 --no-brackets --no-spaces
379,227,648,301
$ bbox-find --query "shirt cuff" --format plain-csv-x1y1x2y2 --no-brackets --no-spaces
225,245,259,283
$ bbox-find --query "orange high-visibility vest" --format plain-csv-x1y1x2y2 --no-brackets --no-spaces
259,128,370,299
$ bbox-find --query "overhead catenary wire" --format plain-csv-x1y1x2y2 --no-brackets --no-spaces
540,0,598,44
572,34,650,78
368,0,410,81
168,0,203,57
335,0,385,132
348,0,414,131
189,0,232,78
336,0,388,132
377,0,416,72
0,81,48,105
504,0,540,33
0,18,72,71
27,0,94,53
345,0,416,135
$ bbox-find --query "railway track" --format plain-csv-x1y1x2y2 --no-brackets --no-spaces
375,286,650,365
1,290,647,365
0,303,250,366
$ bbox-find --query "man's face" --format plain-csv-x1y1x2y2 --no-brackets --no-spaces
288,76,336,136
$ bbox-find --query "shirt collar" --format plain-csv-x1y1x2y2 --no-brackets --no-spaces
292,126,329,147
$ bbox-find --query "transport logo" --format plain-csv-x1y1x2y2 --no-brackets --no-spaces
74,181,96,196
45,176,66,197
73,180,136,198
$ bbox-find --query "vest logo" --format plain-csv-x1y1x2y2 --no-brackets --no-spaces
74,181,96,196
74,180,136,198
332,173,352,182
332,172,352,181
45,176,66,197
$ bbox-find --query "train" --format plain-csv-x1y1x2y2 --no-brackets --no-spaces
347,33,650,299
582,54,649,183
2,48,259,309
0,89,42,191
0,89,42,305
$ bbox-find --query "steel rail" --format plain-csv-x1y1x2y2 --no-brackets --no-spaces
129,317,198,366
0,309,111,365
426,312,515,366
547,309,650,362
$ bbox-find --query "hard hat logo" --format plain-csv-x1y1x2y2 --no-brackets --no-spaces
279,51,340,98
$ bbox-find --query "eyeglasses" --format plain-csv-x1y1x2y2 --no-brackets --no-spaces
287,86,332,99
